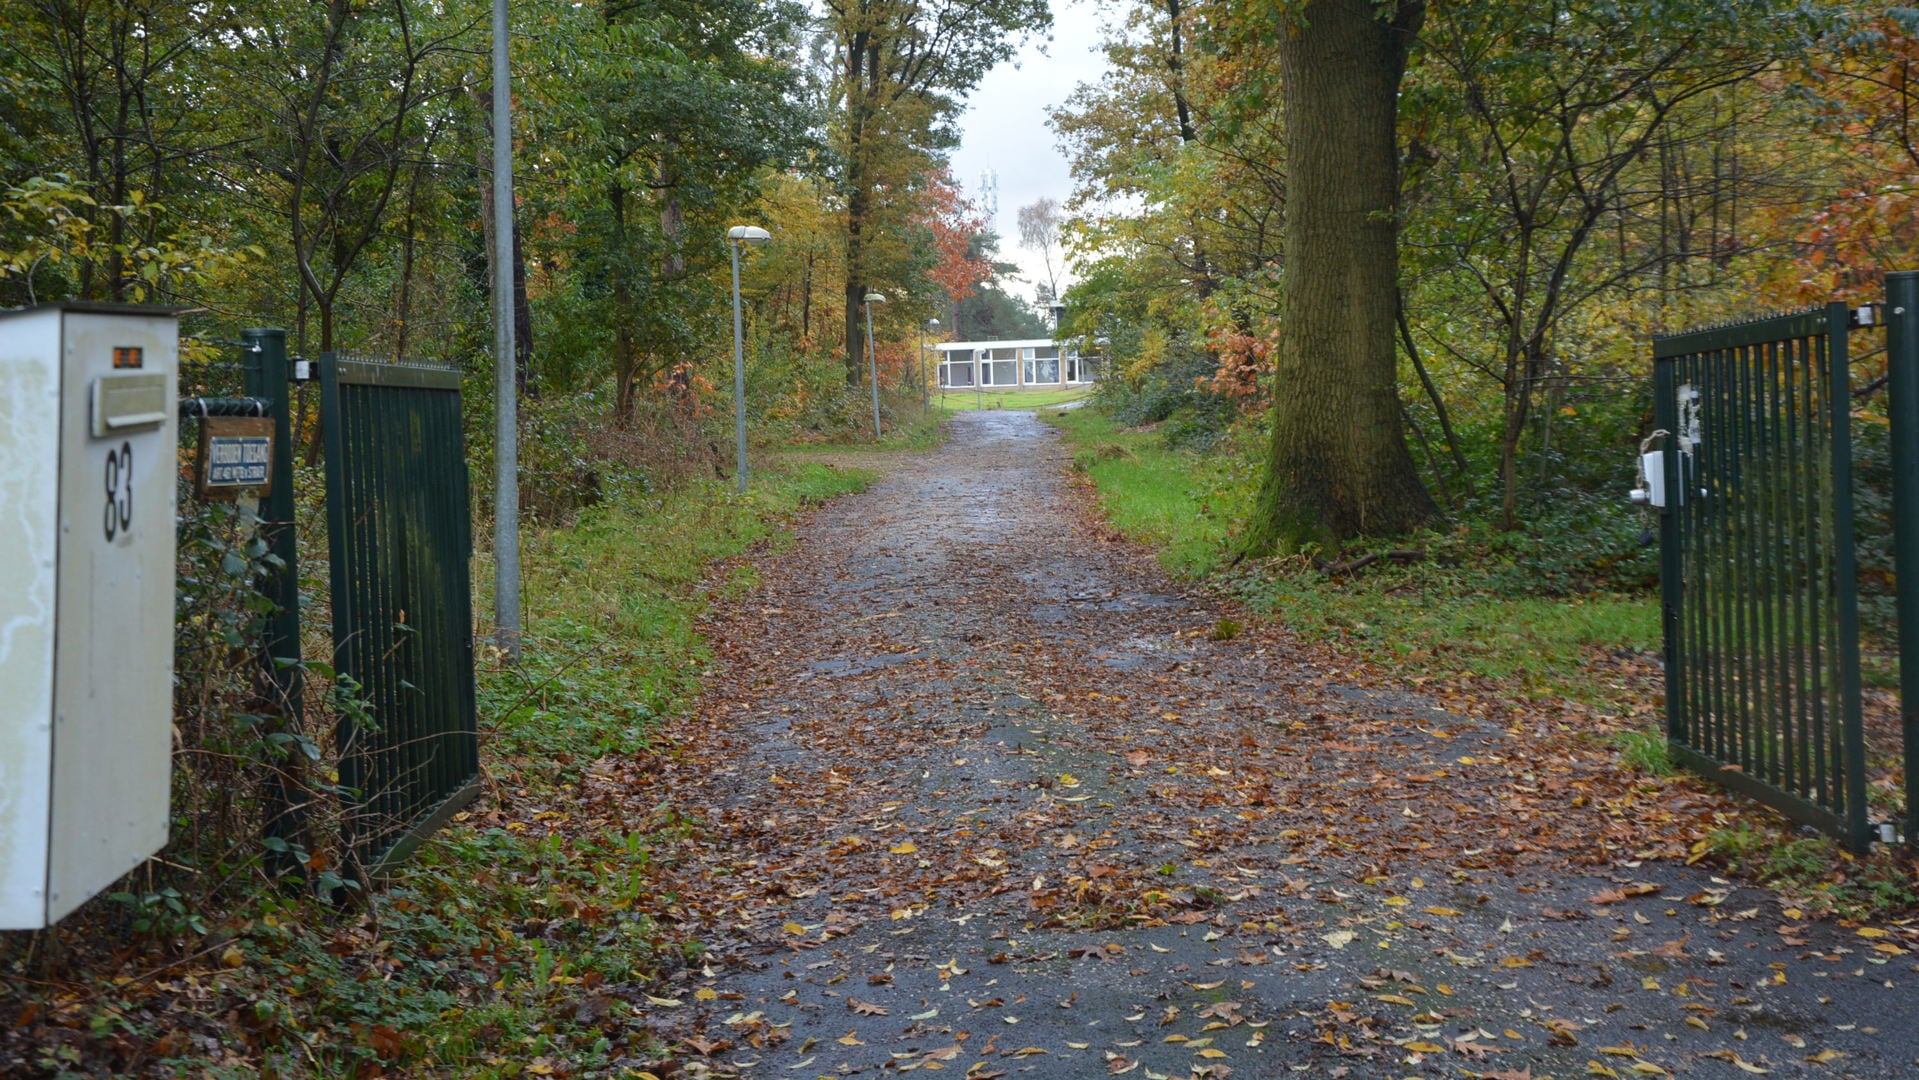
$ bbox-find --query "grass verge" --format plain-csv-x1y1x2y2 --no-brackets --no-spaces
483,457,873,780
934,386,1093,412
343,458,874,1076
1045,405,1656,702
1046,407,1251,578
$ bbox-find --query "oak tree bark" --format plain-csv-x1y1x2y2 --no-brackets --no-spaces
1244,0,1436,553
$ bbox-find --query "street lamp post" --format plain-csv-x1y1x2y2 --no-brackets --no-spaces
492,0,522,660
728,225,771,493
920,318,939,409
863,291,886,439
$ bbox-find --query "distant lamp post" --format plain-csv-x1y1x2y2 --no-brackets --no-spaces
920,318,939,408
863,291,886,439
727,225,771,493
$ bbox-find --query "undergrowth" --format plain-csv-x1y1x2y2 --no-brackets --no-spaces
1049,407,1253,578
1045,405,1657,703
1700,824,1918,919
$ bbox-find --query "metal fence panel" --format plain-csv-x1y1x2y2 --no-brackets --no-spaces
319,354,480,873
1652,305,1870,850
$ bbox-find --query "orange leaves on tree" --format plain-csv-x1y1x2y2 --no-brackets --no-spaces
1765,15,1919,304
922,170,993,306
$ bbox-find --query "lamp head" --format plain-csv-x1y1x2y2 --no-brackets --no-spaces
927,318,940,329
863,292,886,304
727,225,771,246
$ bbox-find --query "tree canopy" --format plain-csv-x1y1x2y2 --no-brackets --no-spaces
1051,0,1887,551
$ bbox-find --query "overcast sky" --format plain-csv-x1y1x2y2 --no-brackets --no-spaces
948,0,1108,304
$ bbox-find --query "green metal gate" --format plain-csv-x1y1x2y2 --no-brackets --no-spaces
320,354,480,872
1652,304,1872,849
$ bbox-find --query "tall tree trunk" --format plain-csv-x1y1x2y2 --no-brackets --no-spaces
396,161,422,360
1163,0,1213,298
845,276,868,386
842,35,871,386
511,192,536,397
1244,0,1435,554
801,251,814,339
609,181,640,421
1498,342,1546,530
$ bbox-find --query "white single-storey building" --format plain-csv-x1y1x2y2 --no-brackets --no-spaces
932,338,1098,390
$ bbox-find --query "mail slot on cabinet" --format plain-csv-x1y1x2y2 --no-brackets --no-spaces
0,303,179,930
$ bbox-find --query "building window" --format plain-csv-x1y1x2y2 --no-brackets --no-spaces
940,360,974,387
984,359,1017,386
1024,352,1060,384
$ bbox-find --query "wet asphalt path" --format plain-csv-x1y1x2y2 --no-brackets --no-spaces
638,411,1919,1079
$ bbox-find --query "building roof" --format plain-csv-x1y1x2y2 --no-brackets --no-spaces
932,338,1068,352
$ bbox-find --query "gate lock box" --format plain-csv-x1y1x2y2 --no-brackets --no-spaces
0,303,179,930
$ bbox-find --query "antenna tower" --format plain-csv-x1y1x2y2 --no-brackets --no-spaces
979,169,999,218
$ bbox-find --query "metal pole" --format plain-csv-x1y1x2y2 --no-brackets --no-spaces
731,239,748,493
491,0,522,661
1886,271,1919,845
243,328,301,706
919,325,928,409
244,327,305,873
1652,341,1685,760
866,300,882,439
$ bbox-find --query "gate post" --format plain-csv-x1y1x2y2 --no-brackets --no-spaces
1652,348,1685,750
242,328,306,868
1886,272,1919,846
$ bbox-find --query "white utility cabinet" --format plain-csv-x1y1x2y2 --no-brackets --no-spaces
0,303,179,930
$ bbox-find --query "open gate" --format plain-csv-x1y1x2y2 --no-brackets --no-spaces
1649,272,1919,852
1651,304,1874,849
319,354,480,873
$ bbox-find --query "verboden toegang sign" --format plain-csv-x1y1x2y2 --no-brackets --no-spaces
197,415,274,498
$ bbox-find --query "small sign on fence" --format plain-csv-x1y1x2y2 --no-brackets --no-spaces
197,416,273,498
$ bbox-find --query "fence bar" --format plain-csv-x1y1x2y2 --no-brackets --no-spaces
1655,353,1686,751
1887,272,1919,845
1825,303,1870,851
242,328,306,872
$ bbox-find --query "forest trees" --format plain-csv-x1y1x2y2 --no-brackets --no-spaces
1057,0,1891,549
823,0,1049,384
523,0,812,419
1049,0,1289,428
1405,0,1796,529
0,0,229,306
240,0,471,357
0,0,1040,443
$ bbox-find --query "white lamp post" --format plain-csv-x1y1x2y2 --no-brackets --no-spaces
492,0,521,659
728,225,771,493
863,291,886,439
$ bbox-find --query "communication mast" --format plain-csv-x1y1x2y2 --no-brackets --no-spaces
978,169,999,218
